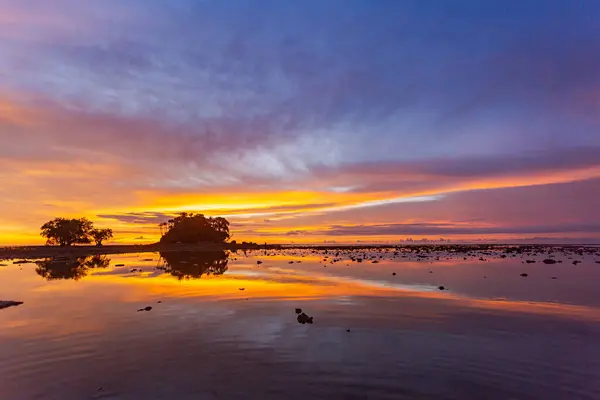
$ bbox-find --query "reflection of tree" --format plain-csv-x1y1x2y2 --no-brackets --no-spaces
35,255,111,281
158,251,229,280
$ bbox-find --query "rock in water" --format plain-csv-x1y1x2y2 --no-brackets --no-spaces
297,312,314,324
0,300,23,310
438,286,445,290
295,308,302,314
542,259,557,264
520,273,528,277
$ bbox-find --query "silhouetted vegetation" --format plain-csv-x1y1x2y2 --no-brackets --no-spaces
35,255,111,281
40,218,113,247
90,228,113,246
159,213,230,244
158,251,229,280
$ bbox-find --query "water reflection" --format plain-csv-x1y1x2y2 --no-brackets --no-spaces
35,255,111,281
158,250,229,280
3,249,600,399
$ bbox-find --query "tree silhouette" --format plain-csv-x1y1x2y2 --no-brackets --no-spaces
158,251,229,280
40,218,94,246
90,228,113,246
40,218,113,246
159,213,230,244
35,255,111,281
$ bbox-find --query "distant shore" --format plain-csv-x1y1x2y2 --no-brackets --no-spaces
1,242,598,261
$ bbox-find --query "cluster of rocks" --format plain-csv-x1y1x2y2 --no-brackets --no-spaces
295,308,314,324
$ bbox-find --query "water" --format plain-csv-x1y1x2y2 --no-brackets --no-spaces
1,248,600,399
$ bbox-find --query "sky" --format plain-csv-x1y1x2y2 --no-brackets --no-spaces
1,0,599,245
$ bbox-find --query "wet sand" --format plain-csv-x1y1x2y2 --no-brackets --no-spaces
1,246,600,399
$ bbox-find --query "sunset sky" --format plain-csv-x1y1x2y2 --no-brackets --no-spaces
1,0,599,245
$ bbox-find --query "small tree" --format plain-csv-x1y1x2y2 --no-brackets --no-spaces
40,218,94,246
90,228,113,246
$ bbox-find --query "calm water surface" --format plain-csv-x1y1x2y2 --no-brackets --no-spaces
1,248,600,399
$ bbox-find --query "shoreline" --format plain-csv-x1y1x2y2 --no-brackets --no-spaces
1,243,598,261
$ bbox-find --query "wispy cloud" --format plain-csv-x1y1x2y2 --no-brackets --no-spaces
1,1,599,244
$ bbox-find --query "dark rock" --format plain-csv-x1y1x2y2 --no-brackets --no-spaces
137,306,152,312
392,272,396,276
525,260,536,264
438,286,445,290
551,277,558,279
297,312,314,324
520,273,528,277
346,329,351,332
0,300,23,310
572,260,581,265
542,259,557,264
157,301,162,303
295,308,302,314
115,264,125,267
239,288,245,291
256,261,263,265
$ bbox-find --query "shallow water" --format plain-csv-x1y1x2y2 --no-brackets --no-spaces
1,248,600,399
